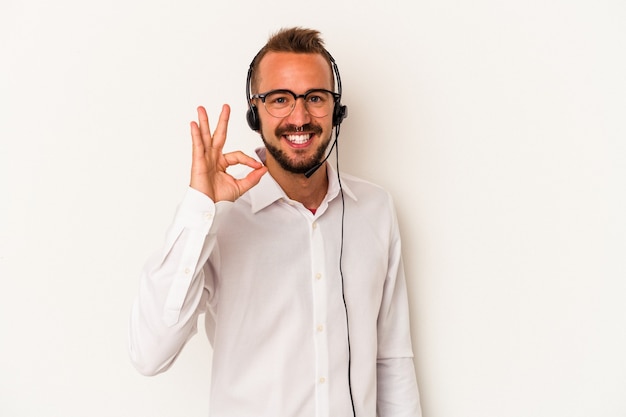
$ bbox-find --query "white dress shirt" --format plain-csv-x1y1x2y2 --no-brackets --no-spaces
129,150,421,417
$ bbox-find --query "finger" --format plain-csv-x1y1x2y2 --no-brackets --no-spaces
222,151,266,195
210,104,231,150
196,106,213,149
223,151,264,169
190,120,206,166
237,166,268,195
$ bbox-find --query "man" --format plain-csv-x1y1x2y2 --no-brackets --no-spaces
129,27,421,417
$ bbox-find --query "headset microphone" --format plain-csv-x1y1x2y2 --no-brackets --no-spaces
304,129,339,178
304,163,322,179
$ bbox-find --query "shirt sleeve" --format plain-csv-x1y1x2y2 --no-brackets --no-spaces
377,358,422,417
128,187,232,376
376,194,422,416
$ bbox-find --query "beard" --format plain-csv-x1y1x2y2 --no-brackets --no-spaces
261,123,331,174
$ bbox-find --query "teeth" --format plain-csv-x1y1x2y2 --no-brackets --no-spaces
285,134,311,144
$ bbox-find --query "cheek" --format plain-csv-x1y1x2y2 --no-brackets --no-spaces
259,119,281,141
257,114,277,134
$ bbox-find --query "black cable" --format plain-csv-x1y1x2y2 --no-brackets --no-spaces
334,124,356,417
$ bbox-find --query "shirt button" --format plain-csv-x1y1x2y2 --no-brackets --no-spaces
184,268,191,274
203,212,213,220
316,325,324,332
319,377,326,384
315,273,322,280
312,222,318,229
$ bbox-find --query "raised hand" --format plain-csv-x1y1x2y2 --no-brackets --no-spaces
190,105,267,202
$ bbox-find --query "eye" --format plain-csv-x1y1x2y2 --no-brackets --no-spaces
306,91,330,105
266,92,292,107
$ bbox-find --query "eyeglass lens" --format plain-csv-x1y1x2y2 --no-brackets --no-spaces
263,90,334,118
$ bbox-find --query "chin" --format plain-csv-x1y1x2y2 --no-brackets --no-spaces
262,137,326,174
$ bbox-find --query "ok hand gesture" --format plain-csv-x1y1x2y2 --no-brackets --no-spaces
190,105,267,202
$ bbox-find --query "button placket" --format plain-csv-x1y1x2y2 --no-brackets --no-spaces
310,218,329,415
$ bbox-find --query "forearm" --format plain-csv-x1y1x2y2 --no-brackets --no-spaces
128,188,229,375
377,357,422,417
376,196,421,416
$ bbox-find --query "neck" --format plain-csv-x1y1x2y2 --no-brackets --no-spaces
266,159,329,210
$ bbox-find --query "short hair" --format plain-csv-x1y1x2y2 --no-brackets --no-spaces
249,27,334,93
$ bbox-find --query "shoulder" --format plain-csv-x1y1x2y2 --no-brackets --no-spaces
338,172,397,217
340,172,394,202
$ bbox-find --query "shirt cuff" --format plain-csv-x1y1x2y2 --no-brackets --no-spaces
175,187,233,233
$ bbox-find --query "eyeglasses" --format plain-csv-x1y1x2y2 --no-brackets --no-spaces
251,88,340,118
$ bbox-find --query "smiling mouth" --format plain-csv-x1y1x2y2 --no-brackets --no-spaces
284,133,311,145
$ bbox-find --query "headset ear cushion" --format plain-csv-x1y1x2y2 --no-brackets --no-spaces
246,105,260,131
333,104,348,126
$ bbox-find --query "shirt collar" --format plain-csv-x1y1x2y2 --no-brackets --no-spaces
248,147,357,214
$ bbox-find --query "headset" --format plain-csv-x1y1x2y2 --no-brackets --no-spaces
245,50,348,131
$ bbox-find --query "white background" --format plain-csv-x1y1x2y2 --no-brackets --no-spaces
1,0,624,416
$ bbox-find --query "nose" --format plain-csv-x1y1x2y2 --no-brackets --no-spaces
285,96,312,126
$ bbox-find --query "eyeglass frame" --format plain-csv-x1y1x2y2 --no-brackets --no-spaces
250,88,341,118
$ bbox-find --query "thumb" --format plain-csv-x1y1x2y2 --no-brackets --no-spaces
237,166,268,195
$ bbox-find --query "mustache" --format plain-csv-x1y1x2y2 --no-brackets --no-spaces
275,123,323,136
